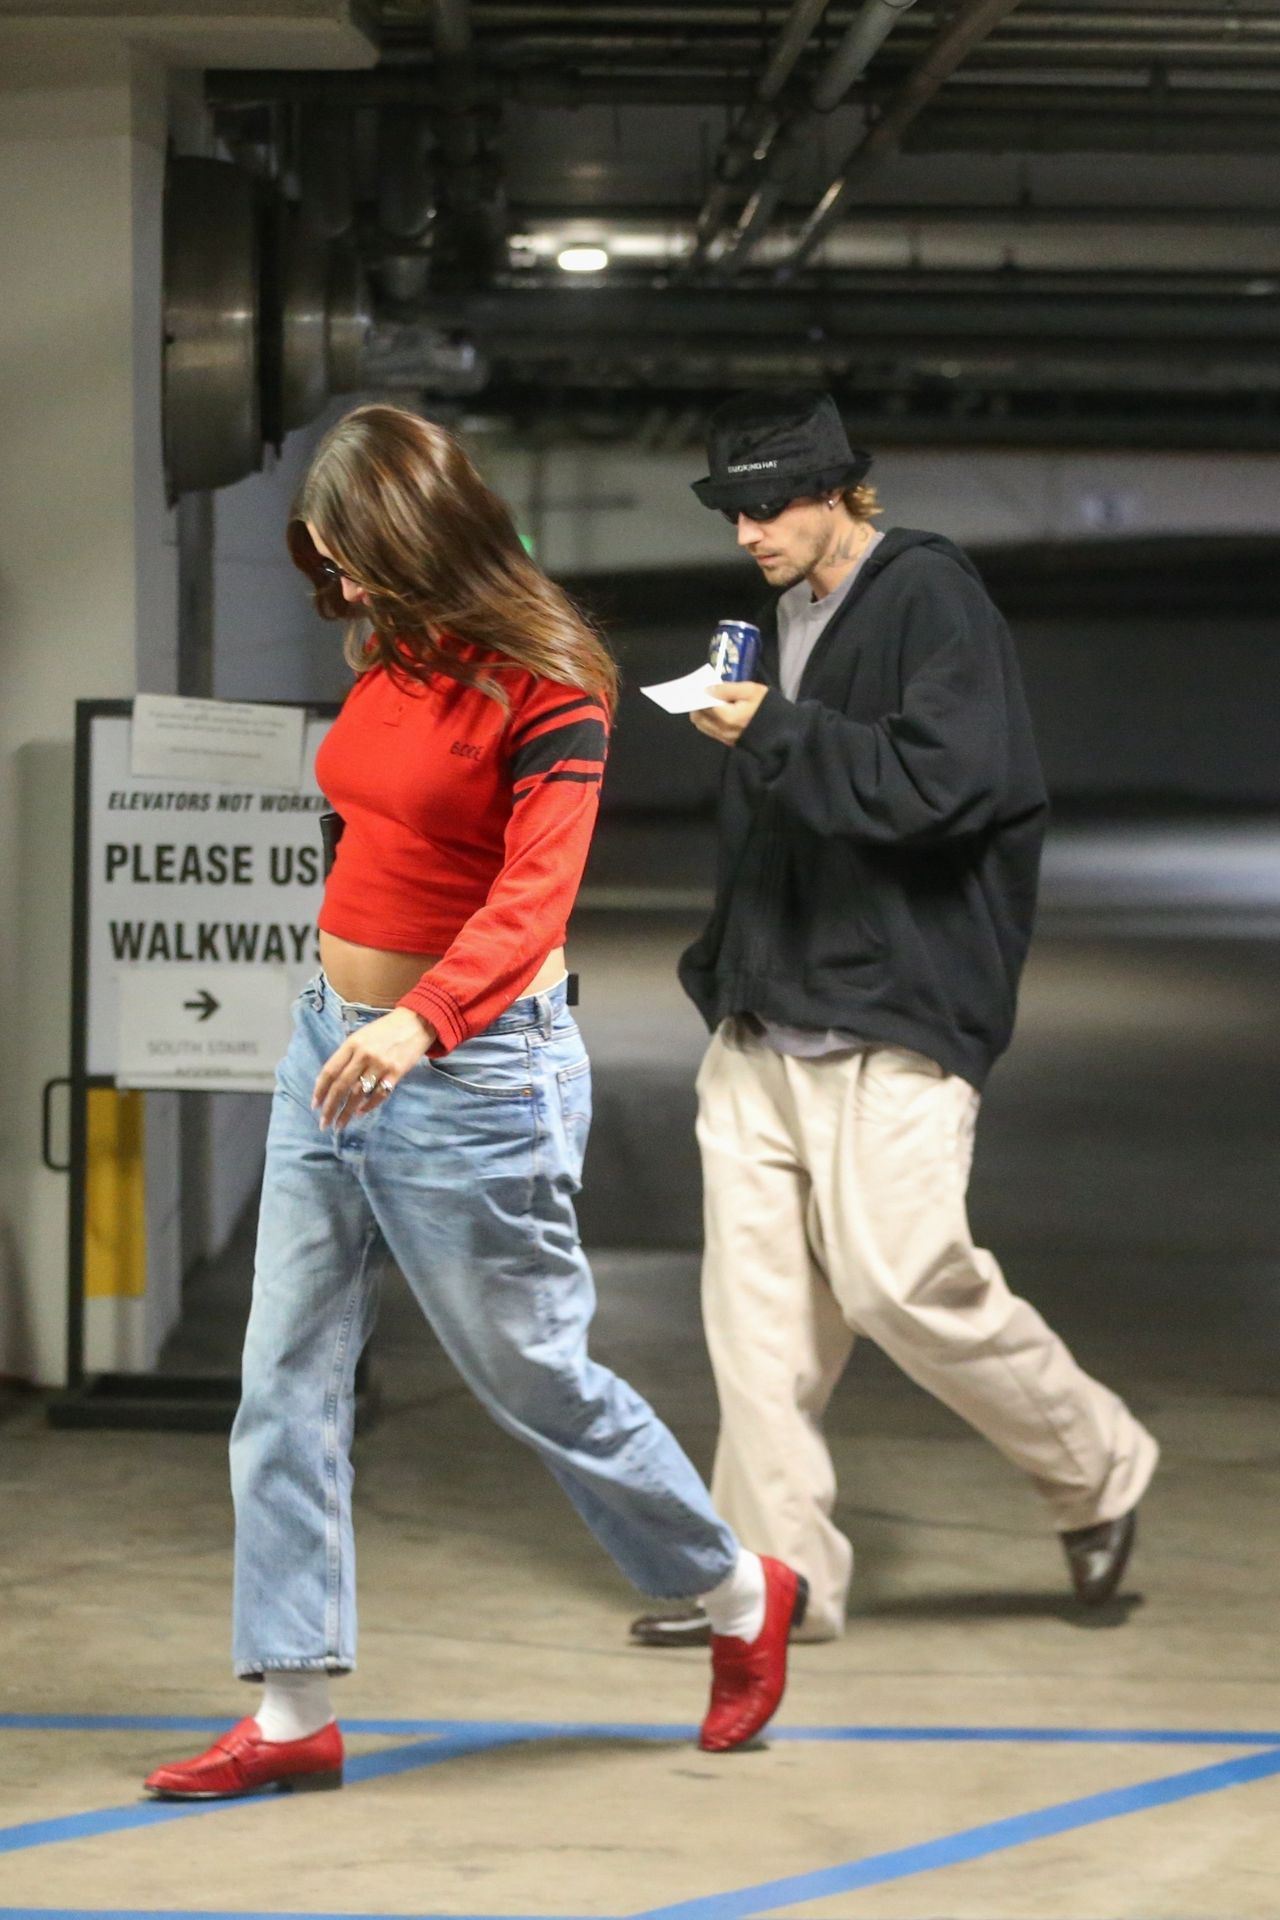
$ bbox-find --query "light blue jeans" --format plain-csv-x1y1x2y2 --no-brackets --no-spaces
230,972,737,1676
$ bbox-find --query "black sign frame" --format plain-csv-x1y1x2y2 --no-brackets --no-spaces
48,697,353,1432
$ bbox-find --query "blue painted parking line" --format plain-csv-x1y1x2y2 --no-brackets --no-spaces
0,1729,514,1857
1,1717,1277,1920
5,1711,1280,1744
1,1728,1279,1920
632,1742,1280,1918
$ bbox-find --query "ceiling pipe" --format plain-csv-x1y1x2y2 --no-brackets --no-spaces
686,0,831,268
378,105,436,241
507,207,1280,275
780,0,1028,272
423,0,507,284
296,104,356,239
431,0,473,60
887,36,1280,62
414,283,1280,353
967,8,1280,38
712,0,920,274
890,86,1280,155
209,36,1280,110
464,4,1276,27
465,15,1280,52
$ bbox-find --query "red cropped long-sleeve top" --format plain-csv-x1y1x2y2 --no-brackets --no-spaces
313,641,609,1053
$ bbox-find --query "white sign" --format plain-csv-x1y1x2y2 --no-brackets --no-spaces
86,709,334,1079
641,663,722,715
1077,487,1144,534
116,966,295,1092
131,693,306,790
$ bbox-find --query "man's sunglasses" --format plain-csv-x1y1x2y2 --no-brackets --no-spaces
721,498,795,525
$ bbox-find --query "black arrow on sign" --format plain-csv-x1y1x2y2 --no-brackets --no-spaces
183,989,220,1022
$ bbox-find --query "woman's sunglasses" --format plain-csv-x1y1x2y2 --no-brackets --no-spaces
314,556,359,588
721,498,795,525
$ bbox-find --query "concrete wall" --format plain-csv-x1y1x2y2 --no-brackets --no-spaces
213,410,353,708
551,547,1280,818
475,442,1280,576
1020,616,1280,807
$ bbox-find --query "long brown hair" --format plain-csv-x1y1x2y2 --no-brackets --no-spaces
288,404,618,712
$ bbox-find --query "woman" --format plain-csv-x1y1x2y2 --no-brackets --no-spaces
144,405,804,1800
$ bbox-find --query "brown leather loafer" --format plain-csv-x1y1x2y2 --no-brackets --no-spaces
1061,1509,1138,1606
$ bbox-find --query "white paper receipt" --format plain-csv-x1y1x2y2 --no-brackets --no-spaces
640,663,722,715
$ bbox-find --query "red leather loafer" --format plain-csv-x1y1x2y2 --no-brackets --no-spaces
699,1556,807,1753
143,1716,343,1800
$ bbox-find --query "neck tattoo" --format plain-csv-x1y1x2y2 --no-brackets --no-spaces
827,524,871,569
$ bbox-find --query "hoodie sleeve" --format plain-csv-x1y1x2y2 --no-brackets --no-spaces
734,560,1012,845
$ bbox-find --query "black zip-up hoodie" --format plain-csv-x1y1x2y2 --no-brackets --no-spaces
678,527,1049,1089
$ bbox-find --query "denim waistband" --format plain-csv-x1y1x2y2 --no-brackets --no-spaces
307,970,571,1041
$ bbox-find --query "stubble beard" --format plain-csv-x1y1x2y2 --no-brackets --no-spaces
754,512,836,591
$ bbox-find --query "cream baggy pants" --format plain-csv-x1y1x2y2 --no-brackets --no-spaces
696,1023,1159,1640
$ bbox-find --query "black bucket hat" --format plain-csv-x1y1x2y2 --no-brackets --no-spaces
691,389,871,513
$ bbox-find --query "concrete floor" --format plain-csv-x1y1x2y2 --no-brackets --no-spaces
4,917,1280,1918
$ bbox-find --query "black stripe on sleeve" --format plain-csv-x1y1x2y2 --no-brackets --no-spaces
511,717,608,783
512,769,603,803
509,695,599,748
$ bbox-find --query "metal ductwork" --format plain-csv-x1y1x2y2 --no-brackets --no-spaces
784,0,1030,271
377,105,436,241
273,207,371,437
296,105,357,240
702,0,921,273
163,155,372,498
687,0,832,267
163,158,263,496
426,0,508,285
375,105,437,304
363,319,490,395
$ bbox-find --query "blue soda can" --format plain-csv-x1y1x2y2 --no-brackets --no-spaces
709,619,762,682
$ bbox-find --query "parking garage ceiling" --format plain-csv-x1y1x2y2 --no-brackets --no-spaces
205,2,1280,449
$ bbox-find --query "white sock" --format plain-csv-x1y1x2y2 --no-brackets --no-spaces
700,1549,766,1643
253,1671,335,1743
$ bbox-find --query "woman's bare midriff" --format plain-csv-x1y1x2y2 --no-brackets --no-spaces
319,929,568,1016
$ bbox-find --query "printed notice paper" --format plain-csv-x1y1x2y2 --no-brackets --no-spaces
640,664,722,715
131,694,306,790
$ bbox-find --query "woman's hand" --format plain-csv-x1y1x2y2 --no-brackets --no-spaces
312,1007,436,1130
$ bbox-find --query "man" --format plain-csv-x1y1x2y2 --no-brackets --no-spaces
632,390,1158,1649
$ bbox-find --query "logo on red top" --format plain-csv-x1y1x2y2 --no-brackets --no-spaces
451,741,483,762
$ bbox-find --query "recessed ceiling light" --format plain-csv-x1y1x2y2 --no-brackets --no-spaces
557,245,610,274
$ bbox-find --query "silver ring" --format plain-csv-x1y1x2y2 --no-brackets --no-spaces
358,1071,379,1096
378,1077,394,1094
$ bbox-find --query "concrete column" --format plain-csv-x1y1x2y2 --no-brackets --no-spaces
0,44,181,1383
0,3,373,1387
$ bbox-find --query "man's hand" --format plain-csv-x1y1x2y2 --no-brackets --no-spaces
690,680,769,746
312,1006,436,1130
